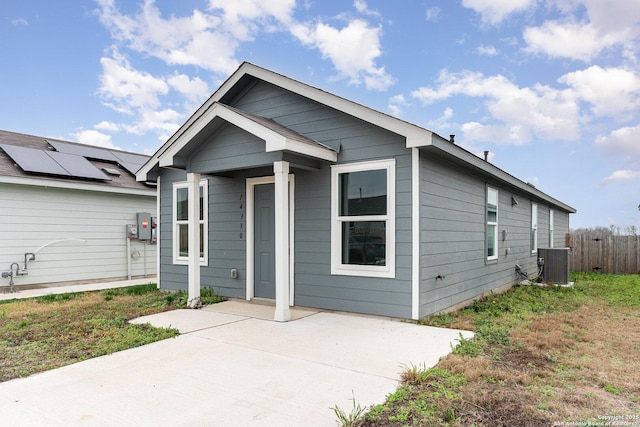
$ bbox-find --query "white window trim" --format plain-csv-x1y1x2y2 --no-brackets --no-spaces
173,179,208,266
331,159,395,278
549,209,554,248
487,187,499,262
531,202,538,254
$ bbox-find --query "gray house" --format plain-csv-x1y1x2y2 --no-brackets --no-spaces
0,130,157,290
137,62,576,321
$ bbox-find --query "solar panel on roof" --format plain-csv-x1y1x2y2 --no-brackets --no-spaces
110,150,147,166
0,144,111,180
1,144,69,176
48,151,111,180
119,162,143,175
47,140,120,162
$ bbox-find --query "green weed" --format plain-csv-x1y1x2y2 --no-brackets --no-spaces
452,333,481,357
332,392,366,427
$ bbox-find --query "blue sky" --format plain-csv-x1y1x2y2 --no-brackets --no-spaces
1,0,639,229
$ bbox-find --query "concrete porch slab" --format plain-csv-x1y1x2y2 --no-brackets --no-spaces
202,299,319,321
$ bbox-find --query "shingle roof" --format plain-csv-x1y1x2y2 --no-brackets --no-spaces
0,129,154,192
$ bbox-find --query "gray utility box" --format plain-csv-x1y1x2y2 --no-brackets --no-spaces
538,248,570,284
137,212,152,241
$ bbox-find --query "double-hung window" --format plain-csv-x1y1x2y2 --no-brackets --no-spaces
531,202,538,254
173,179,208,265
486,187,498,261
331,159,395,278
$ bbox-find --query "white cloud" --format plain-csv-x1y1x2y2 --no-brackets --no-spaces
475,44,498,56
388,94,408,116
424,107,455,133
594,124,640,166
167,73,210,104
411,70,580,144
96,0,295,75
291,19,394,91
97,49,184,142
353,0,381,17
207,0,296,38
461,0,536,25
11,18,28,26
601,169,640,185
558,66,640,117
523,21,622,61
522,0,640,61
94,121,120,132
425,7,441,22
98,49,169,114
72,129,120,149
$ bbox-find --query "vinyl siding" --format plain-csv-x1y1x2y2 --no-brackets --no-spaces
418,154,551,317
0,182,156,287
189,124,282,174
158,168,247,298
248,83,412,318
156,79,574,319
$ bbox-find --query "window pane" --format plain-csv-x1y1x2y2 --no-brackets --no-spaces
339,169,387,216
487,188,498,222
178,224,188,257
342,221,386,265
200,223,205,258
199,186,204,221
487,225,496,257
176,188,188,221
487,205,497,223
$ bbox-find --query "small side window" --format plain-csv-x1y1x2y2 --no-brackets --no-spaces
531,202,538,254
173,179,208,265
487,187,498,261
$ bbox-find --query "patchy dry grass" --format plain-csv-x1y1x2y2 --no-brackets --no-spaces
352,273,640,426
0,284,224,382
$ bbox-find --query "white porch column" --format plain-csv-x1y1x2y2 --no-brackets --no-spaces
187,172,202,308
273,161,291,322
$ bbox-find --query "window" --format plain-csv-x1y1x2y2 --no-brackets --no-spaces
331,159,395,277
549,209,554,248
531,202,538,254
173,179,208,265
487,187,498,261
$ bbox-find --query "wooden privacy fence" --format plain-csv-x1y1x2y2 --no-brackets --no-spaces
567,233,640,274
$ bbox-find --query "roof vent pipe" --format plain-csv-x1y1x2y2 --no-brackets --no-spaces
483,150,489,161
449,134,455,143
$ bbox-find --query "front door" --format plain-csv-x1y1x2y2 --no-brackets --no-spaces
254,184,275,298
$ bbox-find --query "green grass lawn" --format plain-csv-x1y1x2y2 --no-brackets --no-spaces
0,284,224,382
347,273,640,426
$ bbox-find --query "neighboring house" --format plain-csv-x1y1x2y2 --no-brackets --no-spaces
137,62,576,321
0,130,157,290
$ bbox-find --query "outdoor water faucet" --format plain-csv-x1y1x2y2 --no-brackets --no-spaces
1,263,20,292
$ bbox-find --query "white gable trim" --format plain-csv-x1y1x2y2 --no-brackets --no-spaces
217,63,433,148
158,102,336,170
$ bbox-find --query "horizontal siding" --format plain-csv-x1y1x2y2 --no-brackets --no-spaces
232,81,413,317
190,125,283,173
157,169,246,299
0,182,156,287
419,153,569,317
